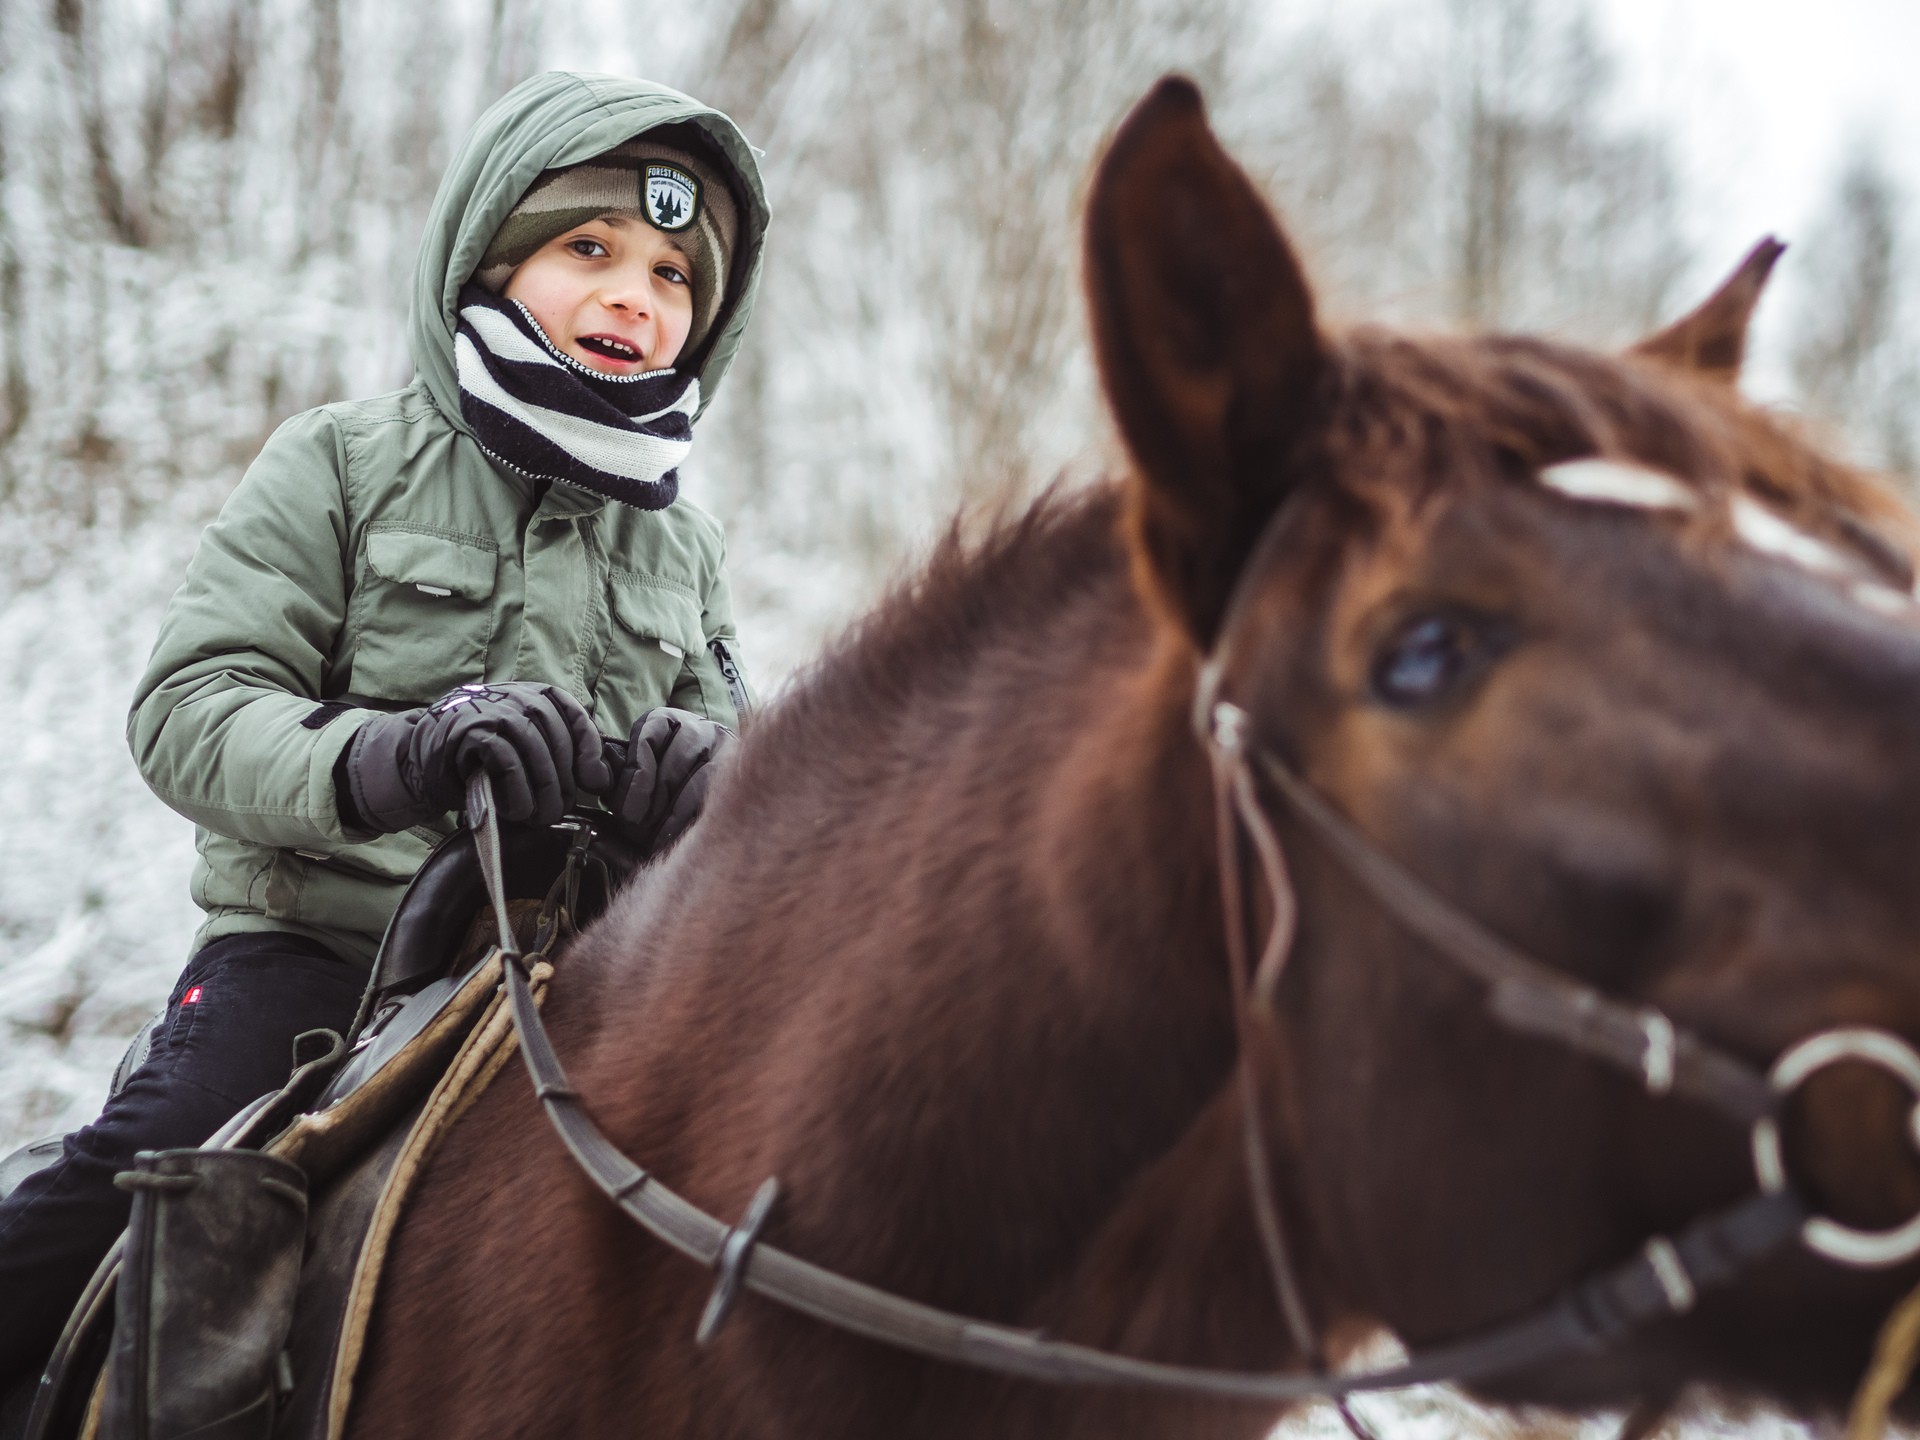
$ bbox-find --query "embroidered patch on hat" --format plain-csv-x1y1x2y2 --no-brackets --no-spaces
645,163,699,232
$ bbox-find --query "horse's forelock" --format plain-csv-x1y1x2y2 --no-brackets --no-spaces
1316,327,1917,578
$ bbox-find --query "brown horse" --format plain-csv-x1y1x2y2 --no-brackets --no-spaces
351,79,1920,1438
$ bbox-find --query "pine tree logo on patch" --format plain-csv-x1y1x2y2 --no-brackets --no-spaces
645,163,699,232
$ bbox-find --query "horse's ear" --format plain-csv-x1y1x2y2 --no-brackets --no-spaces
1629,238,1785,385
1085,76,1328,649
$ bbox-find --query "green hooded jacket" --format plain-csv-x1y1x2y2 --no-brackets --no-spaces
127,72,771,968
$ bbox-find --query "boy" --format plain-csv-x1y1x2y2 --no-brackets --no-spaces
0,70,769,1392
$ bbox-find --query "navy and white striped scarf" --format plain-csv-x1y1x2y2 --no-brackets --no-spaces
453,283,699,510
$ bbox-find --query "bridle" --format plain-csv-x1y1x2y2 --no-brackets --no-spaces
468,509,1920,1411
1189,493,1920,1425
1191,496,1920,1273
1193,674,1918,1407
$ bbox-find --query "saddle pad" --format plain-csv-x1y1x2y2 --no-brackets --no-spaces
271,946,508,1190
276,894,547,1191
308,953,553,1440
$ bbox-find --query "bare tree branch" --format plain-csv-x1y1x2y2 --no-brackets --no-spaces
1791,143,1919,483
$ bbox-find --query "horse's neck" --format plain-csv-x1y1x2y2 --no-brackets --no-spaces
987,640,1310,1434
572,563,1302,1435
941,636,1307,1433
867,629,1304,1434
1011,1085,1311,1439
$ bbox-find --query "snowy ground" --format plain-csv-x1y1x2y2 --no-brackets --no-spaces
0,522,207,1153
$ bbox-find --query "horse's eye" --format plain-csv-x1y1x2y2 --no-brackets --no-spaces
1371,614,1475,707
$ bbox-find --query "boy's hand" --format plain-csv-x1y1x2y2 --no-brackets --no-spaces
607,708,735,853
337,681,612,834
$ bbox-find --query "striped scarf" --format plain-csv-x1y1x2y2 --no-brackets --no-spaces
453,283,699,510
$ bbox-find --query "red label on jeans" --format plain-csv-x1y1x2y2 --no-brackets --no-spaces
182,986,203,1005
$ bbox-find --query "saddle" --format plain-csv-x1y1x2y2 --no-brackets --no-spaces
19,815,640,1440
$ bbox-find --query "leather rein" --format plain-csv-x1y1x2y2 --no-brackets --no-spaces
468,555,1920,1401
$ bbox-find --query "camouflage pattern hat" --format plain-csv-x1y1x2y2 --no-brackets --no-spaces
473,138,740,361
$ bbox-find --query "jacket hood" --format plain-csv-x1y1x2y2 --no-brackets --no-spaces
408,71,770,428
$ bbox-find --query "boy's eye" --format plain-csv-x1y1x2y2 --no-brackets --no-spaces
655,264,689,286
567,238,609,258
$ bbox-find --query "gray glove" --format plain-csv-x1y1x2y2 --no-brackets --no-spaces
336,681,611,835
607,707,735,852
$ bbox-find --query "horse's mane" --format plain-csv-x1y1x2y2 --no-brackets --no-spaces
735,484,1134,781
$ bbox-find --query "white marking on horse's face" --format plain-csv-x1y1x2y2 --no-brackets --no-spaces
1726,499,1920,624
1729,496,1858,577
1537,459,1697,512
1851,581,1917,617
1535,458,1912,621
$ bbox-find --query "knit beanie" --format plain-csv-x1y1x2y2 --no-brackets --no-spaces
474,136,740,361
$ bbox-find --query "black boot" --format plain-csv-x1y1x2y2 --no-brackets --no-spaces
0,1373,37,1440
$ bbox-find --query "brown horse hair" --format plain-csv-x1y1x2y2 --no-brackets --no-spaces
349,80,1920,1440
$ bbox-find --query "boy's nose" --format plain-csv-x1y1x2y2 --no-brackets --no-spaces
599,274,652,316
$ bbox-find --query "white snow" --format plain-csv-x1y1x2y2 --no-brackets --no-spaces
0,522,205,1150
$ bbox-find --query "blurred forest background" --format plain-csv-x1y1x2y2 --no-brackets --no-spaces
4,0,1916,592
0,2,1909,1431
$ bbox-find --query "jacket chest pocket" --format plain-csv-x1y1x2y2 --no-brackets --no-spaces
349,528,500,703
594,576,704,735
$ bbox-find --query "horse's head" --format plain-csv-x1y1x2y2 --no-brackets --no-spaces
1087,77,1920,1413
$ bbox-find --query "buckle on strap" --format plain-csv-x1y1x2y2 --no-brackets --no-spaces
1641,1237,1695,1314
1638,1010,1677,1096
697,1177,782,1345
1568,1192,1803,1348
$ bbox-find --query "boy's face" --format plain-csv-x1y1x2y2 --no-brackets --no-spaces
503,216,695,374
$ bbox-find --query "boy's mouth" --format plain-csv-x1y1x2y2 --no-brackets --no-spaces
575,334,643,365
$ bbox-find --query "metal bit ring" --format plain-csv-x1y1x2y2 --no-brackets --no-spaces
1750,1027,1920,1268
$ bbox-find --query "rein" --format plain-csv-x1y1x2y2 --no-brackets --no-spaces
465,699,1920,1409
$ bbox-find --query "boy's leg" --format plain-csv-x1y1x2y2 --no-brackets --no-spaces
0,933,364,1391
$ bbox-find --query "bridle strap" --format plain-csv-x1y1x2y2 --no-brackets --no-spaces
1212,717,1379,1440
1240,738,1777,1126
1210,721,1316,1355
464,772,1807,1402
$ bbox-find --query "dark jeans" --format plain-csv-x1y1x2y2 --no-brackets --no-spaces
0,932,363,1390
